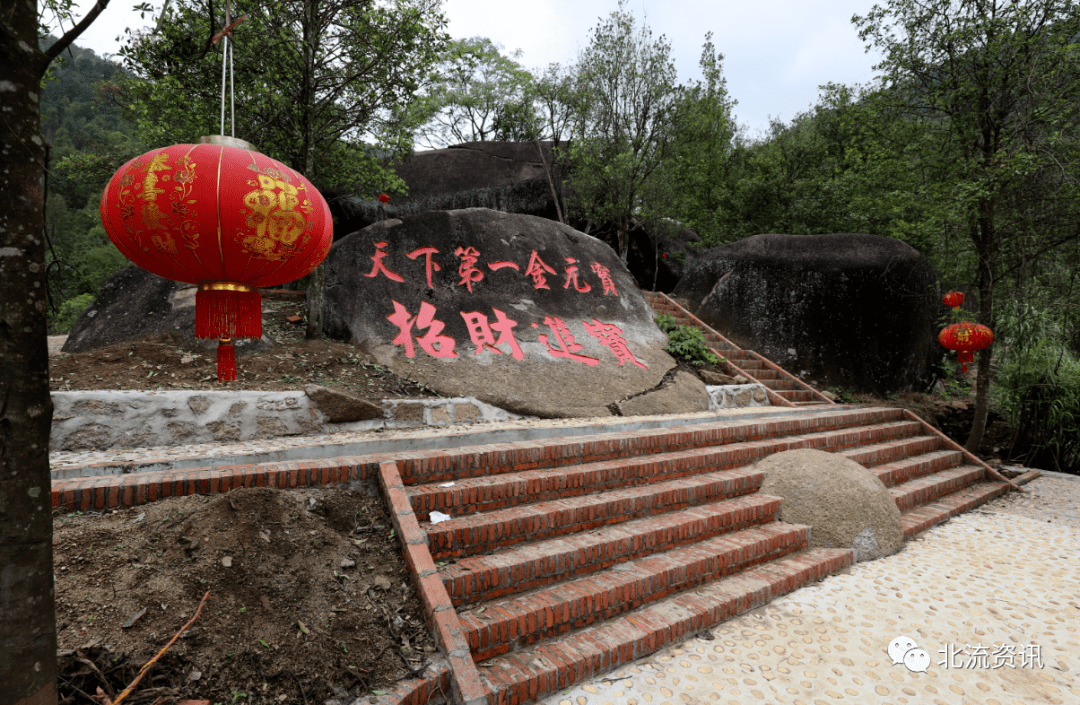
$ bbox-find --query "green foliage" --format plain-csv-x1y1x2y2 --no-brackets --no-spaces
50,293,95,334
115,0,448,192
656,315,721,367
563,0,682,262
827,387,857,404
993,299,1080,472
410,37,540,148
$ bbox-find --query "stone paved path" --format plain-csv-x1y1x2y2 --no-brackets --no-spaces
542,474,1080,705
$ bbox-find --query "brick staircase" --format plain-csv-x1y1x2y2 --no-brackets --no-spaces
641,290,835,408
385,405,1025,705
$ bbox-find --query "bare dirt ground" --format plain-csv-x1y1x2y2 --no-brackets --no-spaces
48,300,440,401
54,486,436,705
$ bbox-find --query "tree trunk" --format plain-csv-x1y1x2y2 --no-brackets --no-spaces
301,0,325,340
534,140,564,224
965,204,996,454
305,263,326,340
1,8,59,704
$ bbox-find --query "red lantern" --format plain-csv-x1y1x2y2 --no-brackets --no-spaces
943,290,964,309
378,192,390,205
939,321,994,373
100,136,333,382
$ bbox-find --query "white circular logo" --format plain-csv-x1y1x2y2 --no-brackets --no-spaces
888,635,918,665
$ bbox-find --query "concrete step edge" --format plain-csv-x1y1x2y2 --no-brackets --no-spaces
459,523,812,660
478,548,854,704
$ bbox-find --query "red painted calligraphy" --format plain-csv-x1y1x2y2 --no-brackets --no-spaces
563,257,592,293
525,251,557,289
364,241,404,283
487,261,520,272
590,262,618,296
406,247,441,288
386,301,457,359
454,246,485,292
460,308,524,360
531,315,599,366
583,319,647,369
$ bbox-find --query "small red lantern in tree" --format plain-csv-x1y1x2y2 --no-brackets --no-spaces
378,193,390,205
939,321,994,373
943,290,964,309
100,136,333,382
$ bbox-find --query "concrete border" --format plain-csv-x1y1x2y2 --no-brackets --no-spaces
52,406,814,481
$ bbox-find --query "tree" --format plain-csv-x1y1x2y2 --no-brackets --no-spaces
565,0,682,263
409,36,535,149
660,33,740,245
1,0,128,696
852,0,1080,452
116,0,449,337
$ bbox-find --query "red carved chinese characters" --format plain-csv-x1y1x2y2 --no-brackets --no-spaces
563,257,592,293
406,247,440,288
590,262,617,296
525,251,557,289
460,308,524,360
531,315,599,366
386,301,457,358
583,319,647,369
487,261,519,272
454,246,484,292
365,241,404,282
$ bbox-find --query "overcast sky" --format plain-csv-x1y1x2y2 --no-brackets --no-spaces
60,0,893,144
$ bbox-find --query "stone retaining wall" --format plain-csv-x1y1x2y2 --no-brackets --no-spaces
706,383,770,410
51,390,527,452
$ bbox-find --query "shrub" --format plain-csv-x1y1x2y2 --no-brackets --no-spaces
49,293,95,334
993,300,1080,473
656,314,722,367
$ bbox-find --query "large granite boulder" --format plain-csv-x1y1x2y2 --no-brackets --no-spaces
330,141,566,237
319,208,709,418
673,233,940,394
62,265,270,355
756,448,903,562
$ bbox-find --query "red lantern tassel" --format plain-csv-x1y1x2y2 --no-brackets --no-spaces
196,284,263,340
217,339,237,383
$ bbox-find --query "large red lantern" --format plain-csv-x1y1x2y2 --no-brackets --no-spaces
939,321,994,373
100,136,333,382
943,290,964,309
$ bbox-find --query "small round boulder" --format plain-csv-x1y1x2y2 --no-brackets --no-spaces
756,449,903,562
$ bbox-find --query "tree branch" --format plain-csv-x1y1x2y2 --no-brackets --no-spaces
44,0,112,63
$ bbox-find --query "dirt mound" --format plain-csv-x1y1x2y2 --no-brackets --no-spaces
54,486,436,704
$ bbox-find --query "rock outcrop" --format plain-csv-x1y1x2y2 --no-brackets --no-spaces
319,208,708,418
755,448,903,562
62,265,270,355
673,233,940,394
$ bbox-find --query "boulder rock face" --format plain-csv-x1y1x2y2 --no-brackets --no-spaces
755,449,903,562
331,141,565,237
320,208,704,418
673,233,939,393
62,265,270,354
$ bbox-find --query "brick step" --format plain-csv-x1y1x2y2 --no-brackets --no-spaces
440,494,784,607
478,548,854,705
743,368,781,380
774,389,820,402
901,480,1010,538
792,400,832,406
891,464,987,513
394,407,911,485
425,466,765,559
407,419,926,518
837,434,944,468
869,449,965,487
459,522,809,661
760,378,801,391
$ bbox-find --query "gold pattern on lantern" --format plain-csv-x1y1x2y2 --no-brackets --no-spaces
241,174,307,261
